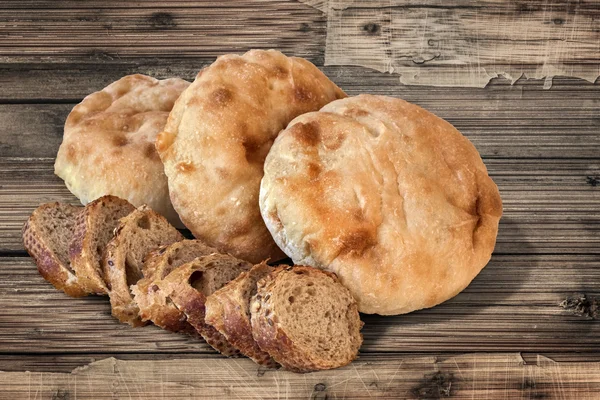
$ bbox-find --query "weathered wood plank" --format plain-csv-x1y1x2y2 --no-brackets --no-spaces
1,61,599,102
1,255,598,354
1,74,598,158
308,0,600,87
1,353,599,399
4,351,600,373
1,158,599,254
0,1,326,62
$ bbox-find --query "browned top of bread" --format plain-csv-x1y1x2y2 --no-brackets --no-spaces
250,266,363,372
132,239,219,333
205,262,278,368
260,94,503,315
54,74,189,226
104,205,183,326
159,254,251,356
156,49,346,263
22,202,86,297
69,195,135,295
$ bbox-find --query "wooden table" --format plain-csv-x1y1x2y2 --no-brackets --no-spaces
1,1,599,398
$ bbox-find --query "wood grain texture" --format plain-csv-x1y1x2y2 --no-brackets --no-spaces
1,353,599,399
1,158,599,254
2,75,598,158
4,352,600,374
302,0,600,87
0,1,326,63
1,255,598,354
1,0,599,395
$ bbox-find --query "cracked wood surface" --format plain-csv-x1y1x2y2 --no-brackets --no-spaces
0,354,599,399
300,0,600,87
0,0,599,398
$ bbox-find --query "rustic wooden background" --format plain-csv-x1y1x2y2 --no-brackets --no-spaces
0,0,599,399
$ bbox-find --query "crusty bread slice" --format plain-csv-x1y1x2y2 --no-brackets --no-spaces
250,266,363,372
22,202,86,297
69,195,135,295
159,254,251,356
205,262,278,368
104,205,183,326
132,239,219,333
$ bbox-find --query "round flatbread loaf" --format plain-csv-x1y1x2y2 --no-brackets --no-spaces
260,95,503,315
156,50,346,263
55,74,190,225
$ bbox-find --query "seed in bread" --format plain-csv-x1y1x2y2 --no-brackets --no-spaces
104,205,183,326
158,254,251,356
22,202,86,297
205,262,278,368
250,266,363,372
69,195,135,295
260,94,503,315
132,239,219,333
54,74,190,226
156,49,346,263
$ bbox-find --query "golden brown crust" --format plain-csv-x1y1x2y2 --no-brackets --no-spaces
250,266,362,372
260,94,503,315
205,262,279,368
157,50,346,263
54,74,189,226
103,206,183,326
158,255,251,356
69,195,135,295
22,203,87,297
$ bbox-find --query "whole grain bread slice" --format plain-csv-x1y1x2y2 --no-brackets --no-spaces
131,239,219,334
22,202,86,297
205,262,279,368
250,266,363,372
103,205,183,326
159,254,251,356
69,195,136,295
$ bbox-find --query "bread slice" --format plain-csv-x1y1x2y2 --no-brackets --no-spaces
205,262,278,368
22,202,86,297
69,195,136,295
250,266,363,372
103,205,183,326
132,239,219,333
159,254,251,356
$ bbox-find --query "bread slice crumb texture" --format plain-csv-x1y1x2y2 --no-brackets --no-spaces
205,262,279,367
159,254,251,356
104,205,183,326
251,266,362,372
69,195,135,295
132,239,219,333
22,202,86,297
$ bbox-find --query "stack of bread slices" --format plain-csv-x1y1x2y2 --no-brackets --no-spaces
22,196,363,373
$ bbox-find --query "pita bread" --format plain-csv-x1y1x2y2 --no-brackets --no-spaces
260,95,502,315
55,74,189,226
156,50,345,263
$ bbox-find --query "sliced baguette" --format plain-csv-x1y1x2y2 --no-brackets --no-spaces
22,202,86,297
69,195,136,295
205,262,279,368
132,239,219,333
104,205,183,326
159,254,251,356
250,266,363,372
